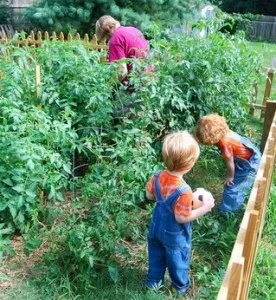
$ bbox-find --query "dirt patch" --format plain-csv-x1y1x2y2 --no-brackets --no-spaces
0,236,48,294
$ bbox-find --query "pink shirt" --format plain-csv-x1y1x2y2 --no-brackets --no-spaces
109,26,150,74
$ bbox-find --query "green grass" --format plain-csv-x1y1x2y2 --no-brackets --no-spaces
246,41,276,106
249,173,276,300
246,42,276,67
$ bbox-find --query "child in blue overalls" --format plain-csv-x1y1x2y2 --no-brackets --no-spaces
194,114,261,214
145,131,215,295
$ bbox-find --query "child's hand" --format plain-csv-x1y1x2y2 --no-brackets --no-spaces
223,176,234,187
202,192,215,212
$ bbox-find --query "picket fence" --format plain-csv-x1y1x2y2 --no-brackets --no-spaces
0,30,108,58
217,100,276,299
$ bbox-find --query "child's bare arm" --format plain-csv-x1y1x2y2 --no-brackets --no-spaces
175,194,215,223
224,157,235,186
146,190,155,200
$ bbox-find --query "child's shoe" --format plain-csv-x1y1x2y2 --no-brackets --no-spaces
170,286,186,299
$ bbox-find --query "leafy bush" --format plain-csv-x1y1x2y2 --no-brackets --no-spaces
0,96,77,233
218,12,259,39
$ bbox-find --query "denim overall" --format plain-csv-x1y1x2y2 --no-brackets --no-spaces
219,133,261,213
146,171,192,294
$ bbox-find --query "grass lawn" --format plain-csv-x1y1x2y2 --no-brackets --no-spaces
249,172,276,300
246,41,276,106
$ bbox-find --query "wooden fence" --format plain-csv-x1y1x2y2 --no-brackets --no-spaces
249,67,275,119
250,15,276,43
0,30,108,53
217,100,276,299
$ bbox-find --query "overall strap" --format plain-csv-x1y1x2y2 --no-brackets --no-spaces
225,132,240,140
153,171,164,202
166,184,191,205
226,132,260,155
153,171,191,212
164,183,191,214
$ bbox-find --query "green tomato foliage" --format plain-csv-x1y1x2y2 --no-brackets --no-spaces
0,30,261,286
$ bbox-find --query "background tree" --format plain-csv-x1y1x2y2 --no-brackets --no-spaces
0,0,12,24
22,0,207,34
210,0,276,16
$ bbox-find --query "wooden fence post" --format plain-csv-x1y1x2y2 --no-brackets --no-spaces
30,30,35,46
254,177,267,214
59,32,64,42
241,210,259,300
260,101,276,152
52,32,57,40
84,33,89,42
67,32,72,42
37,31,42,47
44,31,49,41
261,71,274,118
1,31,8,44
228,257,245,300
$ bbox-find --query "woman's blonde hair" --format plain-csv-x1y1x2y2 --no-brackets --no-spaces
95,15,120,41
162,131,200,172
194,114,229,145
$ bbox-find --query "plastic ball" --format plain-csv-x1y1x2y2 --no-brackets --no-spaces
192,188,212,209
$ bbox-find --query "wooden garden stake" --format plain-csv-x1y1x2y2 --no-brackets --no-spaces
261,71,274,118
249,80,258,116
35,65,41,102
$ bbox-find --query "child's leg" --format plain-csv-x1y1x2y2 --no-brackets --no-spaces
166,246,191,294
219,170,256,213
146,238,167,289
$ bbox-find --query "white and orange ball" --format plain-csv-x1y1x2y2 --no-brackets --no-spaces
192,188,213,209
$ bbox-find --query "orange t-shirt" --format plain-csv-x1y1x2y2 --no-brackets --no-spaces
217,135,253,160
146,171,192,217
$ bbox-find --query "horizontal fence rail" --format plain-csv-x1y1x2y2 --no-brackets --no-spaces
217,102,276,300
